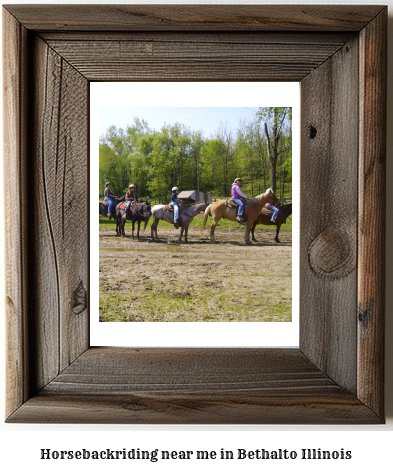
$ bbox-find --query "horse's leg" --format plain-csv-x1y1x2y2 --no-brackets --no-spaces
137,221,141,239
209,219,219,243
244,223,252,244
151,221,155,240
152,218,159,240
184,223,190,243
251,224,257,242
275,224,281,243
179,223,188,242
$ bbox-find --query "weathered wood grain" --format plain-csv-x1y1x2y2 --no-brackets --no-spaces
28,36,89,391
7,348,380,424
9,392,380,425
41,45,90,369
3,8,30,417
3,5,384,32
44,38,348,82
300,36,359,394
40,31,354,44
358,9,387,417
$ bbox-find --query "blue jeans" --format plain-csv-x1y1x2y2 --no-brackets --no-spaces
233,198,244,216
171,201,179,221
266,204,279,221
105,197,115,214
125,200,132,214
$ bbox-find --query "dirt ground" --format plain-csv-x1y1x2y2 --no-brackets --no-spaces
99,225,292,322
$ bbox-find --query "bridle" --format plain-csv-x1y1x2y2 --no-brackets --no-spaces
129,202,151,218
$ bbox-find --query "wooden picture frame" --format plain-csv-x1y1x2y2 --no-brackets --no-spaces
4,5,386,424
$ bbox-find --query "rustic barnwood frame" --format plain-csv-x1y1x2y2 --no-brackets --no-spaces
4,5,386,423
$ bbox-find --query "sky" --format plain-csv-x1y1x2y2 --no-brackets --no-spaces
92,82,300,141
99,106,262,139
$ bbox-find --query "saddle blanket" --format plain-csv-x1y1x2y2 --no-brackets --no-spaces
119,203,135,212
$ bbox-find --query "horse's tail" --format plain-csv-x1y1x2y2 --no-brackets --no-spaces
201,204,212,233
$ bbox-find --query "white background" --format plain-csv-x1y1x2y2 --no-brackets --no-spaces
1,0,392,473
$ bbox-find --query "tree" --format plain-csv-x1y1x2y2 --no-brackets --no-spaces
258,107,292,194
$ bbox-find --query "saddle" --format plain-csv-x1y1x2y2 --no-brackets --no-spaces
225,198,247,209
165,202,184,215
119,201,135,214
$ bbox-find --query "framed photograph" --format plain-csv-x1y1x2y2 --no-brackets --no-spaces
4,5,386,424
91,82,300,348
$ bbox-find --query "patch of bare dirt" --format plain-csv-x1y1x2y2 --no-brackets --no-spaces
99,226,292,322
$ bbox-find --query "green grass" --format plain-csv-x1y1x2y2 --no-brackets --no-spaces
99,214,292,232
99,280,292,323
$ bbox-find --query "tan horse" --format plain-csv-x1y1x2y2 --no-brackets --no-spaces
201,188,279,244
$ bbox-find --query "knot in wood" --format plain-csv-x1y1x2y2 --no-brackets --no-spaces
358,307,370,328
308,228,354,279
309,125,317,139
73,281,87,315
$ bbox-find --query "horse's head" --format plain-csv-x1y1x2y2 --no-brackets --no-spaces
142,201,152,217
266,188,280,206
280,203,292,217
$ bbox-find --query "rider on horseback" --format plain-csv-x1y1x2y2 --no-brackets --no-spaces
231,178,248,223
171,186,181,228
104,182,117,219
123,184,138,220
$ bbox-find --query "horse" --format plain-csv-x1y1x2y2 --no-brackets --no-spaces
251,203,292,243
201,188,279,244
99,194,125,220
151,201,209,242
116,201,152,238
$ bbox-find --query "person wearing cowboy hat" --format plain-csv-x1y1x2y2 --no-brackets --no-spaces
104,182,117,219
124,184,138,217
231,178,248,223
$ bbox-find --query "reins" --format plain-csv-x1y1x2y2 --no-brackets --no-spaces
129,202,150,218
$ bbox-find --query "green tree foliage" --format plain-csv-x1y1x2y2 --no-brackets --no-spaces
257,107,292,194
99,110,292,201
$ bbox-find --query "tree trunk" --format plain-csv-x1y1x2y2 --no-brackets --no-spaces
264,122,278,193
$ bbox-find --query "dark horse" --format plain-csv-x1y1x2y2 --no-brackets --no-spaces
116,201,152,238
251,203,292,243
99,195,125,220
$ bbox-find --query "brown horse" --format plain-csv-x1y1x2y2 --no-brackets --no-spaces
201,188,279,244
251,203,292,243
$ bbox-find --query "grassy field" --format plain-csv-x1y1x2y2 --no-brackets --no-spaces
99,213,292,232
